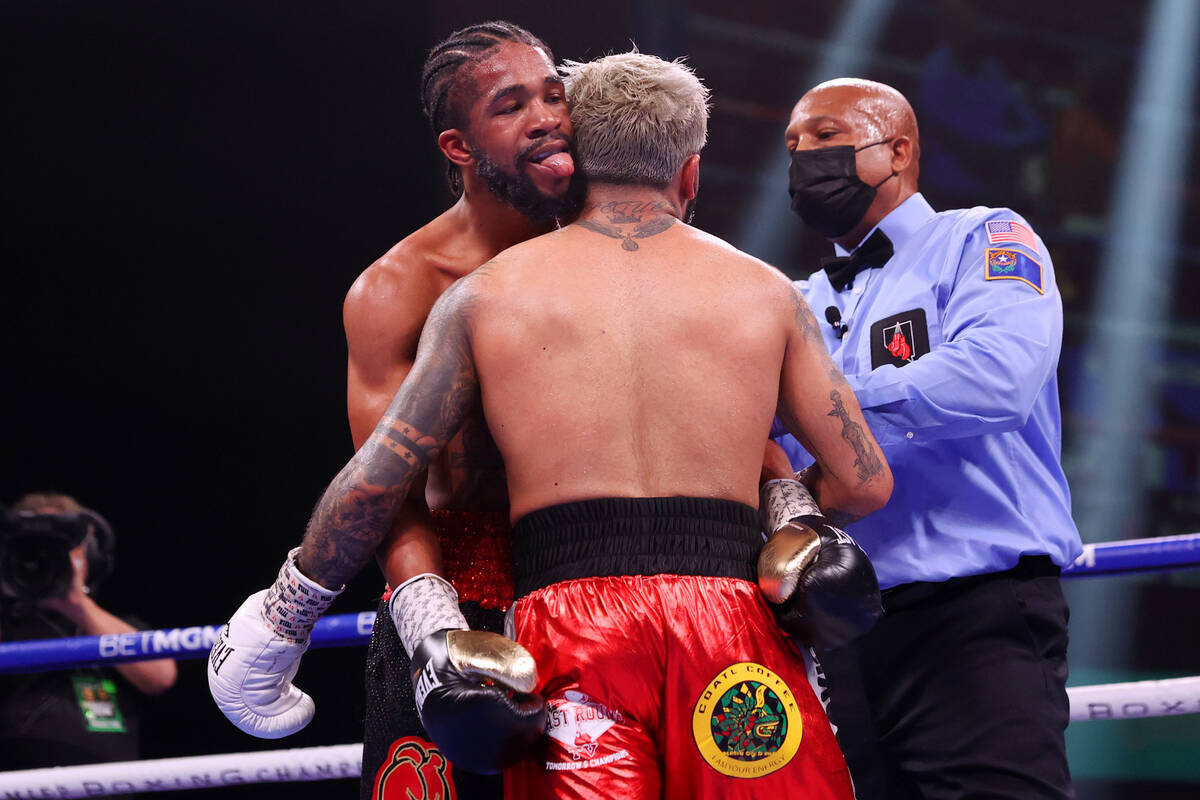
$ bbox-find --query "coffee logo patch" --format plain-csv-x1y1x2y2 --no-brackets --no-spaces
692,662,802,778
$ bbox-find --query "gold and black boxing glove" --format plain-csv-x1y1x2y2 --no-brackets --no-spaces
392,574,545,774
758,479,882,649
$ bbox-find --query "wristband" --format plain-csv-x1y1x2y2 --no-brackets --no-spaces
390,573,469,658
760,479,821,534
261,547,344,645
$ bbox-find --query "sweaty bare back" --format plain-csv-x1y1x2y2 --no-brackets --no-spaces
469,200,876,521
300,199,889,586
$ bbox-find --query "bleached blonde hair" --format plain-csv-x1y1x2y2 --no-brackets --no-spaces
561,52,710,187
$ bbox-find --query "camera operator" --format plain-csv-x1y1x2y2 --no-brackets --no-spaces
0,493,177,770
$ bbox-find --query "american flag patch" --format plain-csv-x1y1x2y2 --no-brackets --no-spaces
986,219,1039,251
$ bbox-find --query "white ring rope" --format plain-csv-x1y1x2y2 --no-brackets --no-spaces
3,676,1200,796
1068,675,1200,721
0,744,361,798
3,532,1198,795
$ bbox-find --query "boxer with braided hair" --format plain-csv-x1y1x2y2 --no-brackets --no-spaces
420,21,554,197
206,20,582,800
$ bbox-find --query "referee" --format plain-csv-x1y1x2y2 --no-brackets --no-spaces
774,78,1082,799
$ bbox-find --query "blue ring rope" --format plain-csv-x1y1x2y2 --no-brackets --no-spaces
1061,532,1200,577
2,532,1197,674
0,611,377,675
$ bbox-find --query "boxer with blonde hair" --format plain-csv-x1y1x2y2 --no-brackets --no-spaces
212,53,891,799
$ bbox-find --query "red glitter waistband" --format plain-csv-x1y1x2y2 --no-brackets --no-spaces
433,509,513,610
380,510,514,610
433,509,515,610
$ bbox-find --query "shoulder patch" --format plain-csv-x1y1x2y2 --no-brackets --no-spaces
985,219,1040,252
984,248,1044,294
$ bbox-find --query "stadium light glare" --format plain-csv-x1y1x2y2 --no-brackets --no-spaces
1066,0,1200,545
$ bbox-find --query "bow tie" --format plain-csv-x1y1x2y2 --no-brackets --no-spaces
820,229,895,292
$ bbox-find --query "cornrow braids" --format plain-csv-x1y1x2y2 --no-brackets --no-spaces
420,21,554,194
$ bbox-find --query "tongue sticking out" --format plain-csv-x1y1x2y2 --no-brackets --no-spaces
539,152,575,177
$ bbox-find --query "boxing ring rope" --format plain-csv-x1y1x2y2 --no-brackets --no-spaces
1060,531,1200,577
0,745,363,797
5,532,1197,675
0,610,377,675
1,532,1198,796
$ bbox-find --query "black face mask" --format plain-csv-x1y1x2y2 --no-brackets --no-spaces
788,139,895,238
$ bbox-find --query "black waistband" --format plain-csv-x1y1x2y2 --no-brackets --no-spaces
882,555,1061,612
513,496,762,598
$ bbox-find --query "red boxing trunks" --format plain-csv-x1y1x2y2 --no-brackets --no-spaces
363,510,512,800
505,497,854,800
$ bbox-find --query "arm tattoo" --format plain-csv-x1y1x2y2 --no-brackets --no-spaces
828,390,885,486
791,285,824,345
446,410,508,507
299,277,484,587
789,284,883,489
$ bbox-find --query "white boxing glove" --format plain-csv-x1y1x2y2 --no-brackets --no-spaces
207,548,342,738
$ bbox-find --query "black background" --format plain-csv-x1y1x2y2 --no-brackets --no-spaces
4,1,1199,797
2,2,632,794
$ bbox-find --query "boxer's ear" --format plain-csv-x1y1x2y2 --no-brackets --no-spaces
680,154,701,202
438,129,473,169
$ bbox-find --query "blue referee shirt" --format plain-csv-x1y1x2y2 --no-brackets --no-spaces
774,193,1082,589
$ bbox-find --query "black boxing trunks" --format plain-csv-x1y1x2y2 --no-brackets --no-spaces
361,510,512,800
504,497,854,800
